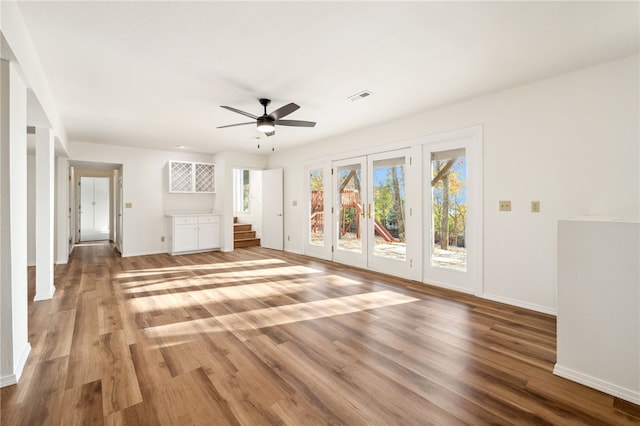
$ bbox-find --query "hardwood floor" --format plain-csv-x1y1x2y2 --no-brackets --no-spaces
2,241,639,425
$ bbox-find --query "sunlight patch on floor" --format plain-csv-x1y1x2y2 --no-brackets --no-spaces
116,258,288,280
143,291,419,341
127,281,309,312
120,265,325,295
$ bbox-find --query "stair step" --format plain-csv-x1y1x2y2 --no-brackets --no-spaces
233,223,252,232
234,230,256,240
234,238,261,249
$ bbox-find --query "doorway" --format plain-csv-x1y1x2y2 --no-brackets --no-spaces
70,162,123,249
79,176,110,241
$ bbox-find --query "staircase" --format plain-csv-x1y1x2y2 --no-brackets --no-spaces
233,218,260,249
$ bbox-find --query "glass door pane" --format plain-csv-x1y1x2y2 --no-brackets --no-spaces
372,157,406,261
430,148,467,272
337,163,363,253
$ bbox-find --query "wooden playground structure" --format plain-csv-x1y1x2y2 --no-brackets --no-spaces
310,189,398,242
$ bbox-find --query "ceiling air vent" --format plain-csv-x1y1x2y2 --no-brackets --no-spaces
348,90,373,102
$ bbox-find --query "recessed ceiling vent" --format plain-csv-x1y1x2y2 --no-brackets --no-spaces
348,90,373,102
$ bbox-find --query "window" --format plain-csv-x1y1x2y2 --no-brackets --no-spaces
233,169,251,213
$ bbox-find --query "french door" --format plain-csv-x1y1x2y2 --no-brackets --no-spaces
332,149,418,278
79,176,110,242
333,157,368,268
304,163,333,260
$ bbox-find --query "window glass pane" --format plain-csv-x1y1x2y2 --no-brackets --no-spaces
373,157,406,260
242,170,250,212
430,150,467,271
309,169,324,246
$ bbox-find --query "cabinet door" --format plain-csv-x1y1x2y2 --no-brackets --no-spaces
198,223,220,249
195,163,215,193
169,161,194,193
174,224,198,252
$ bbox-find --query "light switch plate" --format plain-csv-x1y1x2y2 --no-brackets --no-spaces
125,202,132,208
531,201,540,212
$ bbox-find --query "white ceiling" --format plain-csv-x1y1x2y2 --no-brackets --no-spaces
17,1,639,155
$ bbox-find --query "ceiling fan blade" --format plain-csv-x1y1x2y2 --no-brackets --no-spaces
220,106,258,120
265,131,275,137
275,119,316,127
216,122,255,129
269,103,299,120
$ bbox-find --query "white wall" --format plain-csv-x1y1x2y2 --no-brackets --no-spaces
1,60,31,386
55,156,69,264
268,54,639,313
27,154,35,265
70,141,216,257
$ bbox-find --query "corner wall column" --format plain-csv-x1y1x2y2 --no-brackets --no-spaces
34,127,55,300
0,59,32,387
55,156,70,264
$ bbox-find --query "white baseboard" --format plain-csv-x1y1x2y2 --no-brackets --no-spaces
481,292,557,316
1,342,32,388
0,374,16,388
15,342,31,382
34,286,56,301
554,364,640,405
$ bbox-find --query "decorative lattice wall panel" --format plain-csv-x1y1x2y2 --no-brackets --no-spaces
169,161,215,193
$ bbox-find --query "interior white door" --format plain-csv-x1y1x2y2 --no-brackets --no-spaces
80,177,110,242
261,168,283,250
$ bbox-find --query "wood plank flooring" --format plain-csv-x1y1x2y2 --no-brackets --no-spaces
2,241,639,425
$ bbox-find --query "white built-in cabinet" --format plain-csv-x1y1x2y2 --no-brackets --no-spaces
169,160,215,193
168,214,221,255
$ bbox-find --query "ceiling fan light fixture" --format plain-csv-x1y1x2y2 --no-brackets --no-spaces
257,123,275,133
256,118,275,133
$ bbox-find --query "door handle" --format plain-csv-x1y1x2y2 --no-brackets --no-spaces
368,203,372,219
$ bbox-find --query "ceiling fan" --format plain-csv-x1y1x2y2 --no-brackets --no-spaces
217,98,316,137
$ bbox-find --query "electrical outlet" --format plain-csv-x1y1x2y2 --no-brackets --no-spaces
287,235,291,241
499,200,511,212
531,201,540,213
125,202,132,208
161,236,165,242
292,200,298,207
